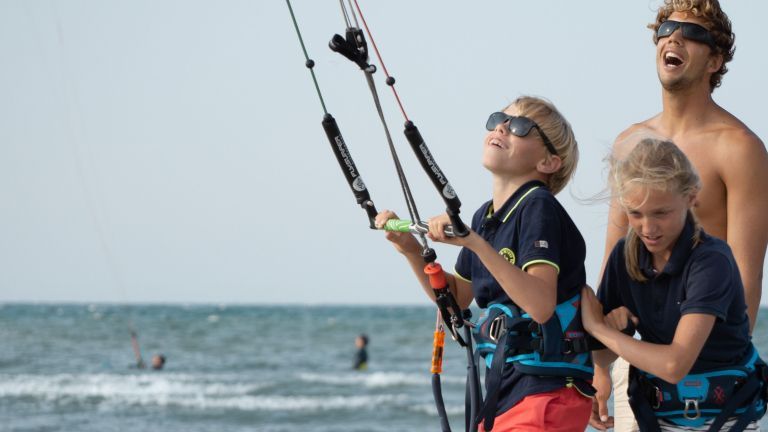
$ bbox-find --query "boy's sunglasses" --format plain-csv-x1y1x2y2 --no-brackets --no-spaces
486,112,558,156
657,20,715,48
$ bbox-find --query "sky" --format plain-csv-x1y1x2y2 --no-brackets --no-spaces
0,1,766,305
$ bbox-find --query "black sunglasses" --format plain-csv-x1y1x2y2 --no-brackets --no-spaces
486,112,558,156
657,20,715,48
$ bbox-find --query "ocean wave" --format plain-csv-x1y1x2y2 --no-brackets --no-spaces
177,394,405,411
0,373,261,400
0,373,406,412
297,371,426,388
297,371,466,388
408,402,465,416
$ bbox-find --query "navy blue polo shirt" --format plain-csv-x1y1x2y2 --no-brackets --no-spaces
454,180,588,414
598,216,752,372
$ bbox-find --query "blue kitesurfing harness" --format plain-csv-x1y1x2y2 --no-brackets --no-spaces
628,345,768,431
472,295,595,430
474,296,593,379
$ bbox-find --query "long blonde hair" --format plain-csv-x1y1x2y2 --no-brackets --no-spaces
610,138,702,281
510,96,578,195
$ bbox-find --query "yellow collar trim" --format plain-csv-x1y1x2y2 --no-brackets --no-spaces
502,186,541,223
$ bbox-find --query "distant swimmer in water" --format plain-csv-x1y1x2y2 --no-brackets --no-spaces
150,354,166,370
353,333,368,371
130,330,166,370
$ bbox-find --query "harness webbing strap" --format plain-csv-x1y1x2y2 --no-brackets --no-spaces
477,329,509,431
465,324,481,432
628,367,663,432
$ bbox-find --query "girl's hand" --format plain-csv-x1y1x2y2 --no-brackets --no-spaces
580,286,606,333
605,306,639,333
374,210,421,255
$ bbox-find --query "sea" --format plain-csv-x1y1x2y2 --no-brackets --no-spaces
2,304,768,432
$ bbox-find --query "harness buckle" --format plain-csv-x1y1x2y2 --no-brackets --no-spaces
652,386,663,409
563,339,573,355
488,314,506,343
683,398,701,420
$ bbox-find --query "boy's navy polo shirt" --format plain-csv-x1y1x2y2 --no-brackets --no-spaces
454,180,589,415
598,216,752,372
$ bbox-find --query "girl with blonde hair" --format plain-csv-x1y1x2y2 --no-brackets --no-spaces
582,138,766,431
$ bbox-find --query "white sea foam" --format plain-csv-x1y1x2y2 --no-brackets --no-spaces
297,370,466,387
0,373,405,412
297,371,426,388
408,402,465,416
0,373,258,402
177,394,404,411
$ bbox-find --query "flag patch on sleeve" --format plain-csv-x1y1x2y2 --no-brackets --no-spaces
534,240,549,248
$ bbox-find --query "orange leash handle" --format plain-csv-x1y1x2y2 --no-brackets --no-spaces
431,328,446,374
424,262,447,291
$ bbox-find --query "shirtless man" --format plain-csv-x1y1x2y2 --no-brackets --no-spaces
590,1,768,430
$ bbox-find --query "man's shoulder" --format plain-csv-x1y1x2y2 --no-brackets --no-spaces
716,122,764,154
616,118,661,138
612,117,665,157
698,106,763,151
707,117,767,176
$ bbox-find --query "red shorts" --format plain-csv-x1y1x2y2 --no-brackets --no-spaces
478,386,592,432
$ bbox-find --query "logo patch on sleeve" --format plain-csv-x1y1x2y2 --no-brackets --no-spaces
498,248,516,264
534,240,549,249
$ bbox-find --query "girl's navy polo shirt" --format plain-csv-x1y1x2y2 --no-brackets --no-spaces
454,180,589,415
598,217,752,372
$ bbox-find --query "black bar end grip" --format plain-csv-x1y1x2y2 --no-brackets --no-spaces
402,121,462,210
321,114,378,228
362,201,378,230
587,320,637,351
446,208,469,237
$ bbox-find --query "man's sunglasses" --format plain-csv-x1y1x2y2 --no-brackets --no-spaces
486,112,558,156
657,20,715,48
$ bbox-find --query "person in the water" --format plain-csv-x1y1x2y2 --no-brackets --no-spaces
150,354,166,370
353,333,368,371
131,330,166,370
